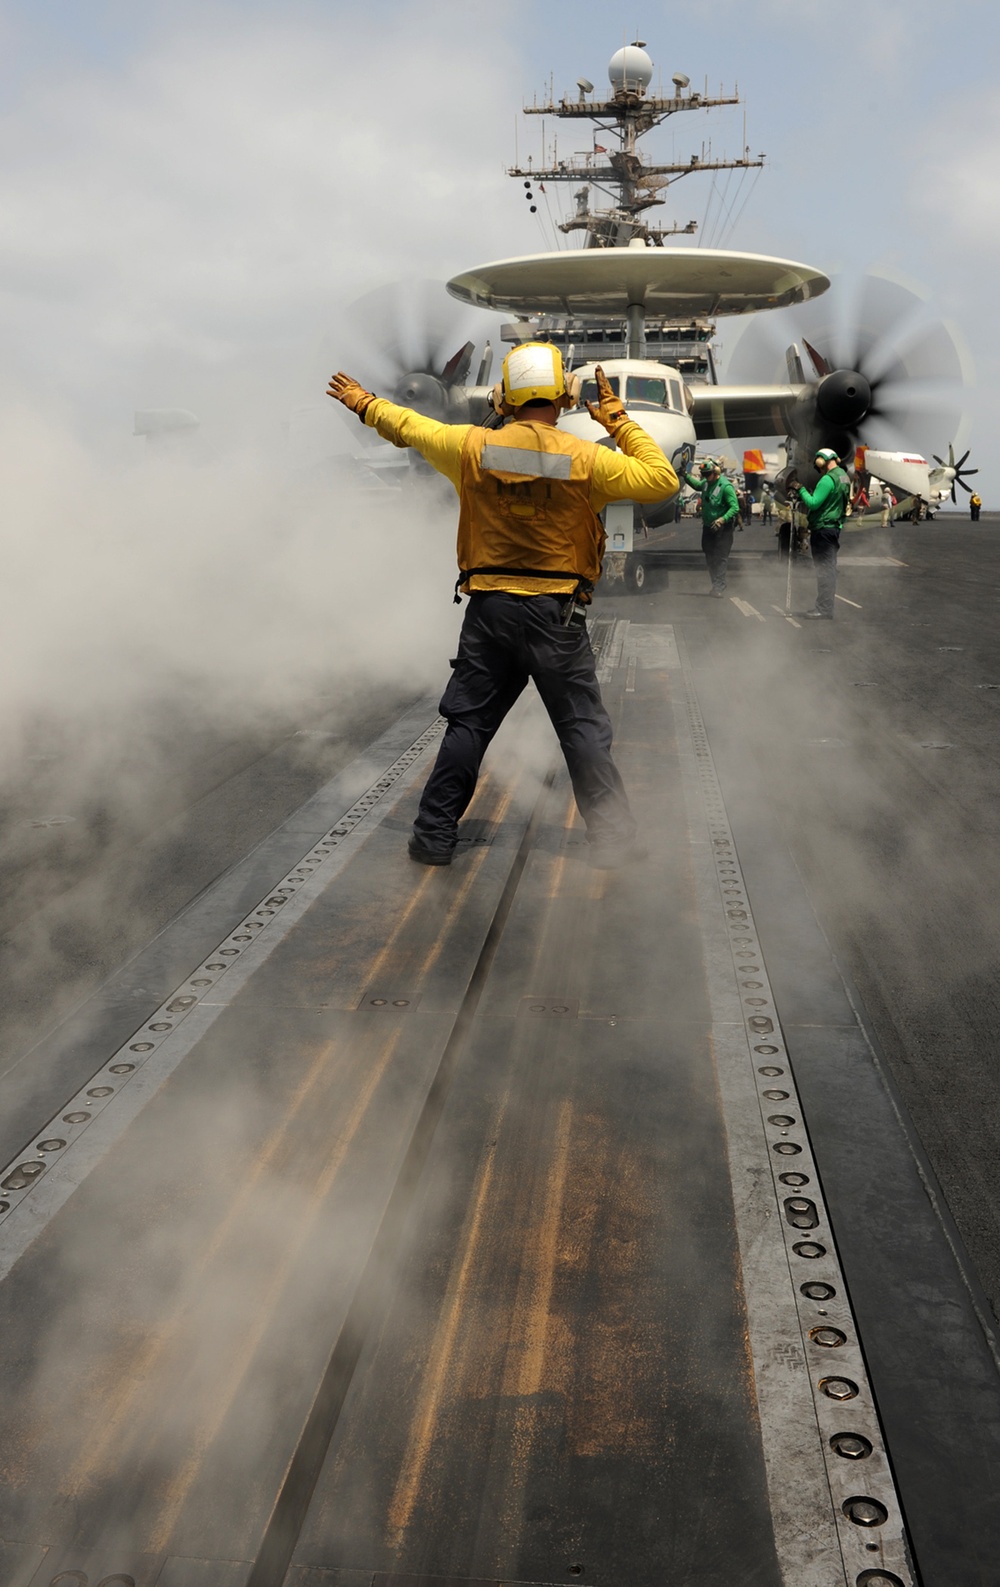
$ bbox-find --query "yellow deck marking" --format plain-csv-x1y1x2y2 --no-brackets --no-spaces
145,1026,403,1552
414,785,515,980
66,1028,351,1493
387,1136,500,1545
508,1099,574,1399
492,1100,575,1565
358,865,437,992
73,779,513,1500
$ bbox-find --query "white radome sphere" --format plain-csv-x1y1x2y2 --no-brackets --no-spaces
609,46,654,92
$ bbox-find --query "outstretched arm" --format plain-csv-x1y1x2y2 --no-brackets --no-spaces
327,372,469,491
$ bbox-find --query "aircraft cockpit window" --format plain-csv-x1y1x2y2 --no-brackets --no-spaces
579,375,620,406
669,379,683,412
626,376,667,406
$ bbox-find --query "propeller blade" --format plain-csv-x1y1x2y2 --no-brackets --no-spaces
957,477,973,494
957,449,971,471
440,341,475,387
337,279,497,394
803,339,831,377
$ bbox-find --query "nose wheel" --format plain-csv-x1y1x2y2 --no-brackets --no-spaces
624,554,648,594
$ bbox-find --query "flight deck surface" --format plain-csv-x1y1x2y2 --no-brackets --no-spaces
1,521,1000,1587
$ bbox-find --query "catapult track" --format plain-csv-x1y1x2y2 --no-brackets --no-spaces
0,587,998,1587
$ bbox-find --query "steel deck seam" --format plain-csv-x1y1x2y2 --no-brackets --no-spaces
0,711,448,1282
670,623,916,1587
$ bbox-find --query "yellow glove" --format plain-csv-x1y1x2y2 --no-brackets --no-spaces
586,365,629,436
327,371,376,421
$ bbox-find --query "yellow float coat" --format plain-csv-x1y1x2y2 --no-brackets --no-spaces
363,399,678,598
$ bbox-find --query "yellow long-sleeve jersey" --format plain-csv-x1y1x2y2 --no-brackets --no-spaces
363,398,678,598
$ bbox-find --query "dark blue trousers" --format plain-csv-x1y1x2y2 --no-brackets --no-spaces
810,531,840,616
414,593,635,853
702,524,735,591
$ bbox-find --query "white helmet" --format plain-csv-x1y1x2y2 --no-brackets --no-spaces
491,341,581,415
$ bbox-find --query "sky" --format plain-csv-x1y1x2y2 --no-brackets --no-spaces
0,0,997,485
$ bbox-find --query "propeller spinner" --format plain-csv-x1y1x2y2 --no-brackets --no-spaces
728,271,971,478
933,443,979,503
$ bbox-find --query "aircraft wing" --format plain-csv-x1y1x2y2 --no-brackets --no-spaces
689,383,805,441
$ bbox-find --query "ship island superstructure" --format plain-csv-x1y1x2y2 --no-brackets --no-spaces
502,42,766,376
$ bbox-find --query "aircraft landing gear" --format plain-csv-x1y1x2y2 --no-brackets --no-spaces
624,554,648,594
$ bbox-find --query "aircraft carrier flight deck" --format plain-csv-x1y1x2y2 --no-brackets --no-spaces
0,518,999,1587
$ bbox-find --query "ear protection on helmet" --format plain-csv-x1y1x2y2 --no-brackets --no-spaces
563,371,582,410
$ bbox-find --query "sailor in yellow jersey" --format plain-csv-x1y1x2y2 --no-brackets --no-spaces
328,343,678,867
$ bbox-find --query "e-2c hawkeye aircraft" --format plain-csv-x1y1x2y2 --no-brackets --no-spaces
345,41,972,591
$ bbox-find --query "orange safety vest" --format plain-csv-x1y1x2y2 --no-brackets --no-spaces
455,421,606,600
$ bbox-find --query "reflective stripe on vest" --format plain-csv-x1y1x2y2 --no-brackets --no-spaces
480,443,573,480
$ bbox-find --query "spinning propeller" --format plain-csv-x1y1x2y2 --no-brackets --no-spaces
726,270,972,477
933,443,979,502
338,279,496,426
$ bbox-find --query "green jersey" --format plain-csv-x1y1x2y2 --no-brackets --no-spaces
685,472,740,529
799,466,850,533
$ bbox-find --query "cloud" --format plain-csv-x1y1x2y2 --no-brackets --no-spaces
916,89,1000,250
0,5,518,435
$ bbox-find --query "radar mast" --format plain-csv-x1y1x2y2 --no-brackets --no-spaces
510,42,765,249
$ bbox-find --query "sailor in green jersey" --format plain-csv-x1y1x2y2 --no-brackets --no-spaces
793,447,851,618
684,457,741,596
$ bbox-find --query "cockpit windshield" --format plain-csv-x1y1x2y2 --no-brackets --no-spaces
577,373,685,413
626,376,667,406
578,375,620,406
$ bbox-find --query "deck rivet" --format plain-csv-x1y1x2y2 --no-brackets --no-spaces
819,1376,858,1400
810,1326,847,1347
831,1433,872,1460
843,1496,888,1527
801,1281,835,1300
